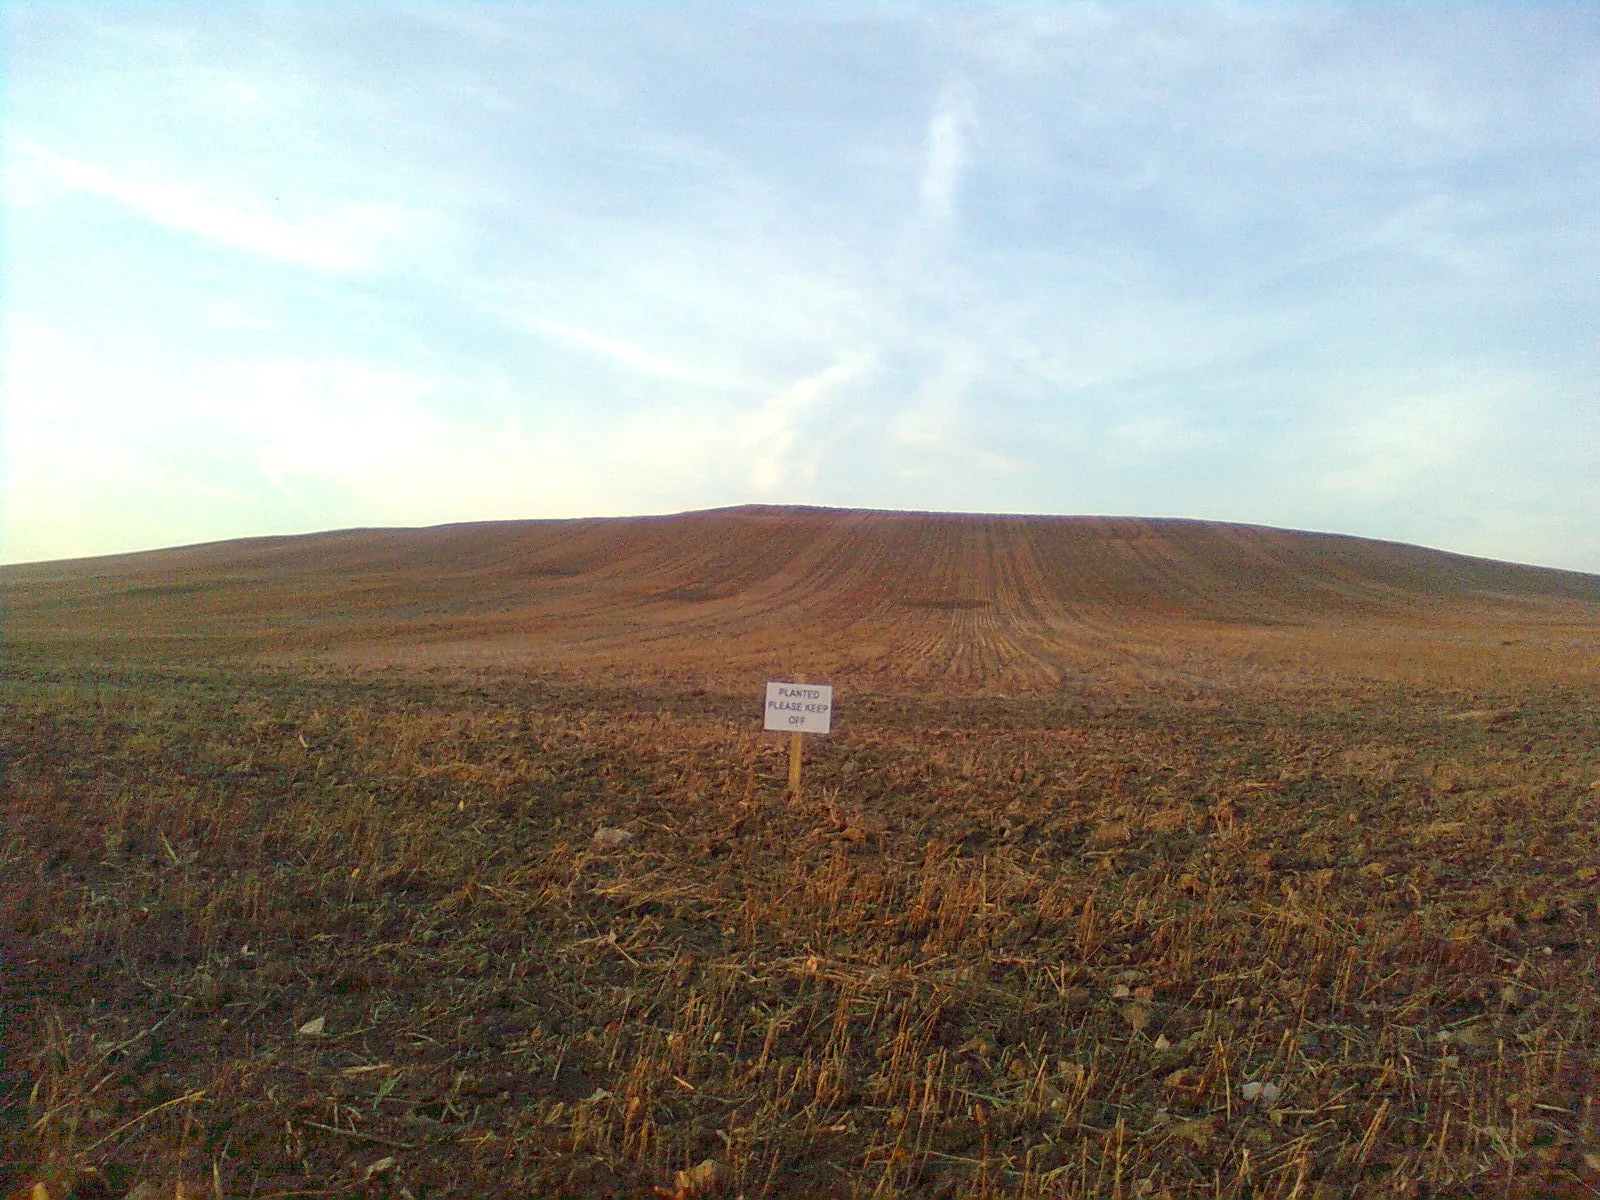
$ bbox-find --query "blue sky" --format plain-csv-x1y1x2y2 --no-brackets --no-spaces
3,4,1598,570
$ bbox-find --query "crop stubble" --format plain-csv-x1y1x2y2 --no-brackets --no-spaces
3,659,1598,1198
2,509,1599,1197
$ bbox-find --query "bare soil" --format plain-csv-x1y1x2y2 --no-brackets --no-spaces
2,509,1598,1198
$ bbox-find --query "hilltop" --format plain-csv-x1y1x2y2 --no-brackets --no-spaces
5,506,1598,691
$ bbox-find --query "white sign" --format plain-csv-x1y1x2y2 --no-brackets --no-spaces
764,681,833,734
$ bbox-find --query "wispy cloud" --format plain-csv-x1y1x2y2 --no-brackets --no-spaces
1309,382,1501,505
892,350,976,452
919,78,978,222
2,5,1597,570
519,316,743,391
12,141,424,274
741,352,875,491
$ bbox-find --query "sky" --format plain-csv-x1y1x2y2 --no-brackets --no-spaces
3,4,1598,571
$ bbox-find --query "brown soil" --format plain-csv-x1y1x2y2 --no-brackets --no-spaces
2,508,1597,1197
5,506,1599,694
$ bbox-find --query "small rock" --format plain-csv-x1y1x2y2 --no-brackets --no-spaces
297,1016,326,1036
673,1159,721,1198
591,826,634,851
1240,1079,1281,1104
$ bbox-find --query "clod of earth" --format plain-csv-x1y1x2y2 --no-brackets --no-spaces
591,825,635,851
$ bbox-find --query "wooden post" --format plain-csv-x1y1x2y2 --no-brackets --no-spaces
789,730,803,797
788,672,806,797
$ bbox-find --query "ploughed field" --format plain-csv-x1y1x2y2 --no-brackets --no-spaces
2,508,1599,1198
6,506,1600,691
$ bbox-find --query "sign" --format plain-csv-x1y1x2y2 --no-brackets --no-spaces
764,681,833,735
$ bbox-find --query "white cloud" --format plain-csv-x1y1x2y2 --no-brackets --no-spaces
1367,194,1491,276
1312,385,1501,504
893,351,975,450
519,316,743,391
567,352,879,509
919,78,978,221
11,141,424,274
1105,412,1213,467
2,6,1597,571
226,359,616,524
205,302,280,334
740,352,875,491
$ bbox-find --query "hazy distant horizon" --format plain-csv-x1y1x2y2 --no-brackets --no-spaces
4,4,1597,570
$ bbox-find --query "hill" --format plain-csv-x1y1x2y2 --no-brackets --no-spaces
5,506,1599,691
5,510,1600,1196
